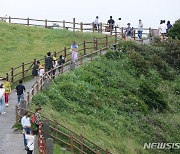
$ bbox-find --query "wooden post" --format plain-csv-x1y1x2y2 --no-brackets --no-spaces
106,149,109,154
80,22,83,32
133,29,136,40
80,134,84,153
9,16,11,23
115,26,117,44
11,67,14,83
99,49,102,55
92,22,94,32
70,136,74,153
63,20,65,29
27,92,30,103
95,151,100,154
83,40,86,55
6,73,9,82
110,24,112,35
99,22,102,33
64,47,67,57
91,50,93,61
106,35,108,47
36,83,39,92
95,38,98,51
121,27,124,38
45,19,47,28
80,55,83,65
73,18,75,32
27,18,29,26
15,105,18,124
22,63,25,80
32,87,34,96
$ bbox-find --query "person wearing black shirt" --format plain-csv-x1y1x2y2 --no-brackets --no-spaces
107,16,115,30
32,61,40,84
15,80,26,106
45,52,53,72
58,55,65,73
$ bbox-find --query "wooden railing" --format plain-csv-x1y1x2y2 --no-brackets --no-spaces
0,16,156,39
16,105,112,154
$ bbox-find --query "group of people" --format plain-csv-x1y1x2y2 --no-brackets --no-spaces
94,16,173,40
21,107,42,154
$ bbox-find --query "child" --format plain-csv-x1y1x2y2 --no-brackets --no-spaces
38,65,45,78
0,82,5,114
2,78,11,107
71,42,78,62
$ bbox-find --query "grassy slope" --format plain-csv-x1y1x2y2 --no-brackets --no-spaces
0,21,105,76
31,42,180,154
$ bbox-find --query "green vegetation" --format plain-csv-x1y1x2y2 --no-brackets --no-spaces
0,21,106,76
31,40,180,154
168,19,180,40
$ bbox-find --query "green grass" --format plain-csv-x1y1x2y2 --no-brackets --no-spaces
31,41,180,154
0,21,108,77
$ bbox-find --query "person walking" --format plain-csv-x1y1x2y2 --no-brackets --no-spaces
94,16,99,31
107,16,115,31
23,130,35,154
0,82,5,114
52,57,58,78
138,19,143,39
58,55,65,73
125,23,133,38
166,21,172,33
2,78,11,107
159,20,167,41
71,42,78,62
32,61,40,84
21,111,31,147
15,80,26,106
45,52,53,72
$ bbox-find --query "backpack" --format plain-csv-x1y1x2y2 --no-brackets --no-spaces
31,114,36,123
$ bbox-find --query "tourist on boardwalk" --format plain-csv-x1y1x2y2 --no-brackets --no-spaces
94,16,99,31
58,55,65,73
158,20,167,40
15,80,26,106
45,52,53,72
138,19,143,39
2,78,11,107
32,60,40,84
71,42,78,62
38,65,45,77
167,21,172,33
34,107,42,132
125,23,133,38
21,111,31,147
23,130,35,154
107,16,115,31
117,18,122,32
52,56,58,78
0,82,5,114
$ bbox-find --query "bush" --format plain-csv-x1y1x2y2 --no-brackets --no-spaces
138,80,169,112
168,19,180,40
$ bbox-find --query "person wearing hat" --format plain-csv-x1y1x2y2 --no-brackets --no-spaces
52,56,57,78
94,16,99,31
0,82,5,114
38,65,45,77
125,23,133,38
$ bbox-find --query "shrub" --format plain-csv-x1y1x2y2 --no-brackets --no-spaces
138,80,168,112
168,19,180,40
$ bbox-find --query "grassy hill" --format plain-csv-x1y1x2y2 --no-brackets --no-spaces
31,40,180,154
0,21,105,76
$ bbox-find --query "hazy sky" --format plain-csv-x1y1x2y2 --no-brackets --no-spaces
0,0,180,28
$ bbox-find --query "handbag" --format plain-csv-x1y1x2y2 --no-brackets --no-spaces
25,143,33,151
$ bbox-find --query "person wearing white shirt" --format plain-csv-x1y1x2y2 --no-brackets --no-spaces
24,130,35,154
159,20,167,40
0,83,5,114
94,16,99,31
138,19,143,39
21,112,31,147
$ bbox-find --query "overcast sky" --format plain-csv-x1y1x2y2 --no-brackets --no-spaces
0,0,180,28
